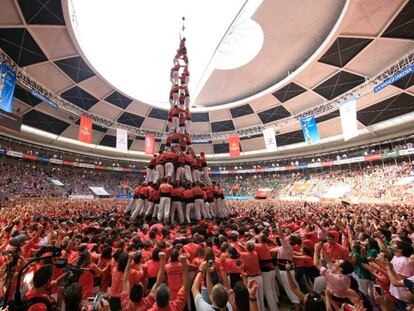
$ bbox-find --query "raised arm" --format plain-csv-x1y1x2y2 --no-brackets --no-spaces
191,261,207,298
285,263,305,303
149,251,166,295
122,253,134,292
206,263,214,303
180,255,189,293
313,242,323,270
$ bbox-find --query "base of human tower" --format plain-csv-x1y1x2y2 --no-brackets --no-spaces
124,35,230,225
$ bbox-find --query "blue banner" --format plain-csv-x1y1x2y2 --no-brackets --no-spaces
37,156,50,163
0,148,5,155
31,90,58,109
116,194,133,199
373,64,414,93
0,63,16,113
224,196,252,200
301,115,320,144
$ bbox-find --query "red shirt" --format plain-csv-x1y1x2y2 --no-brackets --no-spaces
254,243,273,269
146,260,161,278
240,251,261,275
183,243,199,261
183,189,194,201
323,242,349,261
165,262,183,299
222,258,241,274
191,186,204,198
159,183,173,195
171,187,183,199
110,267,124,298
164,151,177,162
78,263,97,299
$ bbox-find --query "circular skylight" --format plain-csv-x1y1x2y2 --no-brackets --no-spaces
68,0,264,110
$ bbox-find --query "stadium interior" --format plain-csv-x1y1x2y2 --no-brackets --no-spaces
0,1,413,311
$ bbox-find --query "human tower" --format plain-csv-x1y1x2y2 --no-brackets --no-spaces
125,34,229,224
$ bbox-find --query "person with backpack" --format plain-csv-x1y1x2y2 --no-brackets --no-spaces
24,265,55,311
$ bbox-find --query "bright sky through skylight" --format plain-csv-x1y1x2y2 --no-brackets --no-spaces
69,0,253,109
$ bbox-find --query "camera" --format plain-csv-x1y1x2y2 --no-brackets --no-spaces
208,259,213,268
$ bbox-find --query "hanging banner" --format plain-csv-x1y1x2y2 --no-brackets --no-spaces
373,64,414,93
263,127,277,151
78,115,92,144
340,98,358,141
228,135,240,157
300,115,320,144
144,134,155,155
0,63,16,113
116,128,128,151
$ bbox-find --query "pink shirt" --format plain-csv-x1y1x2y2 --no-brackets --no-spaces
390,255,414,301
277,238,292,261
320,267,350,298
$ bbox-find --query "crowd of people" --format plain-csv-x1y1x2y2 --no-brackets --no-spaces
0,157,143,198
0,196,413,311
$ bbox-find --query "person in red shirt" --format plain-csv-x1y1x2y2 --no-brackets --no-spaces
184,151,193,183
183,183,194,224
199,152,211,186
192,182,204,221
175,151,186,183
77,251,110,300
239,241,265,311
323,232,349,261
178,112,186,134
165,249,183,300
170,182,184,225
109,252,129,310
170,63,180,86
184,109,191,135
170,106,181,133
203,185,215,218
158,178,173,224
154,153,165,184
145,184,158,219
164,147,177,182
131,183,147,220
124,185,140,214
191,156,201,183
146,154,157,184
255,234,278,311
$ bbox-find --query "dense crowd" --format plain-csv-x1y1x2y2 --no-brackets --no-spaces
0,157,143,198
217,162,414,203
0,197,413,311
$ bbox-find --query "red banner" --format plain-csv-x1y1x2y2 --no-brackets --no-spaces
228,135,240,157
255,190,271,199
145,134,155,155
78,116,92,144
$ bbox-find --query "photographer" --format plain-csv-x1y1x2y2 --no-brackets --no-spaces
64,283,110,311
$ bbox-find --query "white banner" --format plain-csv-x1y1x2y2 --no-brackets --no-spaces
50,179,64,186
263,127,277,151
116,128,128,151
89,187,109,196
340,98,358,141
